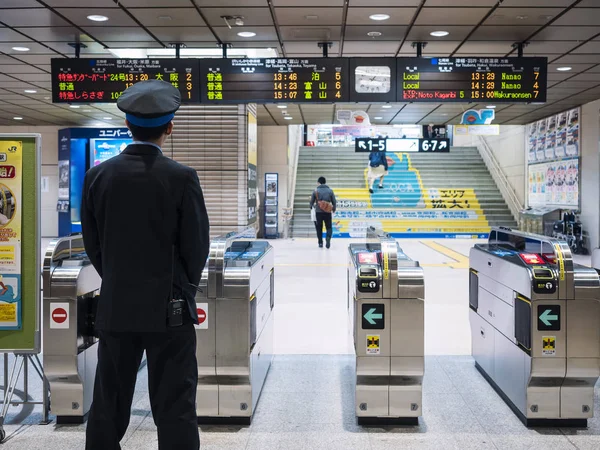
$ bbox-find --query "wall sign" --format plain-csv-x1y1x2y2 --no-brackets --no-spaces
357,138,450,153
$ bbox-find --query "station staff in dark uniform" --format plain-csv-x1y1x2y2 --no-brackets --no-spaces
81,79,210,450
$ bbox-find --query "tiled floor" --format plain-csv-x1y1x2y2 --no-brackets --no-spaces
2,237,599,449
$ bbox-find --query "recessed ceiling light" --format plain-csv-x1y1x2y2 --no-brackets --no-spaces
374,117,383,120
441,113,448,116
382,105,392,109
367,31,382,37
556,66,572,71
284,116,293,120
369,14,390,21
430,31,449,37
486,105,496,109
237,31,256,38
87,15,109,22
277,105,287,109
12,46,30,52
69,105,81,109
103,117,112,120
24,89,37,94
516,15,528,20
13,117,23,120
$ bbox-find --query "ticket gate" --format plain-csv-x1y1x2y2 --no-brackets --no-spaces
470,227,600,426
347,228,425,425
43,235,101,424
195,229,274,424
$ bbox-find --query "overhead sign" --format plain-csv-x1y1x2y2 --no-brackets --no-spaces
362,304,384,329
51,58,199,103
355,138,386,153
537,305,560,331
50,302,69,329
419,138,449,152
385,138,450,153
397,57,547,103
200,58,348,103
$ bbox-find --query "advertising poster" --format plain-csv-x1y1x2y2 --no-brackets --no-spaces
0,141,22,330
527,123,537,163
91,138,130,166
58,159,69,200
265,173,278,197
555,112,567,158
566,108,580,157
528,158,579,208
545,115,556,161
536,119,546,162
247,112,258,224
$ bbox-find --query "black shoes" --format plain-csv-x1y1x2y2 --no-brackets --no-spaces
379,184,384,189
369,188,374,193
326,242,331,249
319,242,323,248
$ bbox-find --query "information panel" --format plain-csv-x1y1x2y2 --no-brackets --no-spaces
199,58,348,103
397,57,547,103
51,58,199,103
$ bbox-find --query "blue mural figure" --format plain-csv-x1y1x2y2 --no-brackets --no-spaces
0,285,16,303
369,153,423,208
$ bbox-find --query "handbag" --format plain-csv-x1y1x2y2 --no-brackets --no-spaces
315,191,333,213
310,206,317,222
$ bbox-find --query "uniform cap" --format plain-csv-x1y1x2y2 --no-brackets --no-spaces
117,79,181,128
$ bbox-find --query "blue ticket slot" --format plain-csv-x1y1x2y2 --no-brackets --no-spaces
58,127,132,236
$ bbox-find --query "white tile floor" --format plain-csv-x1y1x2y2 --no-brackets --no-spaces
1,237,599,449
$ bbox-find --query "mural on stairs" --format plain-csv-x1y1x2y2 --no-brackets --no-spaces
331,153,491,238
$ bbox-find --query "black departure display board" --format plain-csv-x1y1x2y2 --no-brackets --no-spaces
51,58,199,103
396,57,547,103
199,58,349,103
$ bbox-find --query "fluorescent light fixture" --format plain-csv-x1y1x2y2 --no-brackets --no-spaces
109,47,277,59
382,105,392,109
367,31,382,37
486,105,496,109
69,105,81,109
369,14,390,21
516,15,528,20
237,31,256,38
284,116,293,120
13,117,23,120
374,117,383,120
430,31,449,37
556,66,572,71
87,15,109,22
103,117,112,120
24,89,37,94
83,109,92,112
277,105,287,109
12,46,30,52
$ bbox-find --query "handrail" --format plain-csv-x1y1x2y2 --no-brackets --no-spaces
475,135,523,220
288,142,302,214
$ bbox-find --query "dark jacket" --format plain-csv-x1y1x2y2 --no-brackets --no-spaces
369,151,388,170
310,184,337,214
81,144,210,333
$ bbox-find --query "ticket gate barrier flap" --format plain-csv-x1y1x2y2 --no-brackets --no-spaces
43,236,102,423
196,230,274,424
348,229,425,425
469,227,600,427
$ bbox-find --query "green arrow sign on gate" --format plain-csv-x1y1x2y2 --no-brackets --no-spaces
364,308,383,325
361,304,385,330
539,309,558,327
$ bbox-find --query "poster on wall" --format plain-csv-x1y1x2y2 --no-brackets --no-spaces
528,158,579,208
0,141,22,330
247,112,258,224
566,108,580,157
555,112,567,158
527,123,537,163
536,119,546,162
545,116,556,161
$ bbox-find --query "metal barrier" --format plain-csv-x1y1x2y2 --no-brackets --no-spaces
470,227,600,426
42,235,101,424
348,227,425,425
195,228,274,424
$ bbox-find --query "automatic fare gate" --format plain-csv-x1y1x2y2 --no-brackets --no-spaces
348,228,425,425
470,227,600,426
195,229,274,424
43,235,101,423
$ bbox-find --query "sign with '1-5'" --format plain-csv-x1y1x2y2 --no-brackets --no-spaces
355,138,386,152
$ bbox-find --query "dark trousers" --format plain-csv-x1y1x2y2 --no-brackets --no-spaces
86,323,199,450
315,212,333,244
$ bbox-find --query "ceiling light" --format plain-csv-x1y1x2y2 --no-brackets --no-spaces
87,15,109,22
516,15,528,20
374,117,383,120
367,31,382,37
24,89,37,94
237,31,256,38
284,116,293,120
12,46,30,52
235,17,245,26
556,66,572,71
44,96,50,100
277,105,287,109
430,31,449,37
369,14,390,21
13,117,23,120
382,105,392,109
69,105,80,109
486,105,496,109
83,109,92,112
103,117,112,120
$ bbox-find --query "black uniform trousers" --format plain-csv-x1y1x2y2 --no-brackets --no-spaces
85,323,199,450
315,212,333,244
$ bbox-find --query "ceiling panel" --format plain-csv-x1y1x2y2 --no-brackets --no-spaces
345,7,417,26
406,26,474,42
280,26,341,41
553,8,600,26
272,0,345,5
55,8,138,27
146,27,216,42
488,8,564,26
199,8,272,27
128,8,206,27
214,26,278,42
533,26,599,41
0,9,70,27
344,26,408,41
416,7,490,26
275,8,344,26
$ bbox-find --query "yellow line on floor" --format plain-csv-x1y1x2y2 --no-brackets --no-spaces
419,241,470,269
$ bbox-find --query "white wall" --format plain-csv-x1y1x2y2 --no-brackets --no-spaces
1,126,61,237
453,125,527,206
580,99,600,250
258,126,289,230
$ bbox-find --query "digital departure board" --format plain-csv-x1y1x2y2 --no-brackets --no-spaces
199,58,349,103
51,58,199,103
396,57,547,103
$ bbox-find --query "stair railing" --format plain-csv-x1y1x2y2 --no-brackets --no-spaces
475,135,523,220
285,142,303,236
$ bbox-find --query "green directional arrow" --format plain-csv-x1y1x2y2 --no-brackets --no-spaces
364,308,383,325
539,309,559,327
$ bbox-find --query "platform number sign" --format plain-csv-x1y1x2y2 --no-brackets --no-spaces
537,305,560,331
362,304,384,330
420,138,449,152
355,138,387,153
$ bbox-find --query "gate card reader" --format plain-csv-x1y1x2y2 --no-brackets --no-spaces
348,227,425,425
470,227,600,427
195,229,274,424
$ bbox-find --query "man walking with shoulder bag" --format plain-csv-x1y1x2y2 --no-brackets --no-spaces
310,176,337,249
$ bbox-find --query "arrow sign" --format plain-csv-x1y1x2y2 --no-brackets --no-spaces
362,304,384,330
537,305,560,331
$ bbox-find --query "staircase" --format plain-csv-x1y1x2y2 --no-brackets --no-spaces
291,146,517,238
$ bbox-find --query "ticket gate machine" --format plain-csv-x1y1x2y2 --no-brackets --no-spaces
195,229,274,424
470,227,600,426
43,235,101,424
348,228,425,425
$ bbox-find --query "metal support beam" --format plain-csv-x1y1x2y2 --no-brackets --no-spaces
318,42,332,58
512,42,529,57
411,41,427,57
220,43,232,58
170,43,186,59
67,42,87,59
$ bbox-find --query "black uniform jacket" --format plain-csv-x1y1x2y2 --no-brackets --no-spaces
81,143,210,333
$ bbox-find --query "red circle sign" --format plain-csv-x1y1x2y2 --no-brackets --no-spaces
197,308,207,324
52,308,68,324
